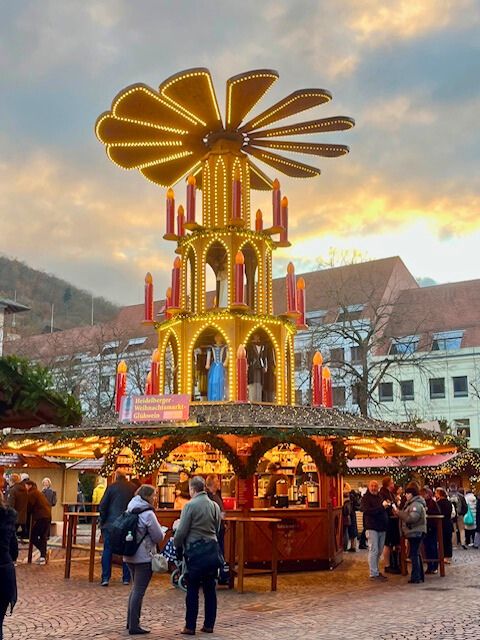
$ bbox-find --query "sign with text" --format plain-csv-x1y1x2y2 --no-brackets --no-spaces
119,394,190,423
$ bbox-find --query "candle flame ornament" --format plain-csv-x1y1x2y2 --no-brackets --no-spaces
296,276,307,328
185,174,197,229
143,272,154,323
236,344,248,402
312,351,323,407
164,187,176,240
114,360,128,412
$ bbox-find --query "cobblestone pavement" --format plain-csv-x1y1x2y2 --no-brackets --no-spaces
5,544,480,640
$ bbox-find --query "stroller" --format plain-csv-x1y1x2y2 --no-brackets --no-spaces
161,534,188,591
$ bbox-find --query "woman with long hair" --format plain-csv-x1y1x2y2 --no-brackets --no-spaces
0,493,18,640
124,485,164,635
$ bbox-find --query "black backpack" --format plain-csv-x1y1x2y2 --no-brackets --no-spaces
458,494,468,517
109,507,153,556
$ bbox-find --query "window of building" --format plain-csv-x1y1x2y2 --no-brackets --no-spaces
429,377,445,399
431,331,463,351
389,337,419,356
125,337,147,352
452,376,468,398
351,346,363,364
332,386,346,407
336,304,364,324
100,375,111,392
307,310,327,326
379,382,393,402
102,340,120,356
454,418,470,438
295,389,304,405
400,380,414,401
329,348,345,365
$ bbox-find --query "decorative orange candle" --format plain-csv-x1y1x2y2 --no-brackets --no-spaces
286,262,297,313
234,250,245,305
114,360,128,412
296,276,306,327
312,351,323,407
171,257,182,308
166,187,175,236
236,344,248,402
255,208,263,232
177,204,185,237
144,272,154,323
150,349,161,395
279,196,288,244
186,174,196,225
165,286,172,319
272,178,281,228
323,366,333,408
232,166,242,220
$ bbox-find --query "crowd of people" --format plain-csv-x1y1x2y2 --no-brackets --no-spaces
342,477,480,583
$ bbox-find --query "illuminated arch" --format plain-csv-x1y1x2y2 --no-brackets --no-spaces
203,236,231,310
187,323,234,399
159,328,181,394
242,324,281,403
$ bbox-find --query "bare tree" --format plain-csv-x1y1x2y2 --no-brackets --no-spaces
295,262,431,417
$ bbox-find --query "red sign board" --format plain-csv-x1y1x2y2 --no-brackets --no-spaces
119,394,190,423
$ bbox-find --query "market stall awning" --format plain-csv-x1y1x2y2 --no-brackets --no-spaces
347,452,458,470
0,453,62,469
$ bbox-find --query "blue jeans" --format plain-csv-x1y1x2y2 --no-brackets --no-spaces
101,529,130,583
366,529,386,577
408,535,424,582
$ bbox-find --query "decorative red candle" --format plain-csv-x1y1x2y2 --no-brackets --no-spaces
186,174,196,225
177,204,185,237
165,286,172,319
236,344,247,402
286,262,297,313
114,360,128,412
312,351,323,407
232,166,242,220
279,196,288,244
255,208,263,232
166,187,175,236
323,366,333,408
144,272,154,323
145,371,152,395
171,257,182,308
150,349,160,395
234,251,245,305
296,276,306,327
272,178,281,228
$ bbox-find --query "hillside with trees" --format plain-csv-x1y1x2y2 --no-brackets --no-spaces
0,256,119,337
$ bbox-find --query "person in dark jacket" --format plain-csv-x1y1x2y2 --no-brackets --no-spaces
422,487,441,574
206,474,228,584
435,487,453,562
6,474,28,540
41,478,57,507
0,494,18,640
99,470,135,586
379,476,400,573
25,481,52,565
360,479,389,579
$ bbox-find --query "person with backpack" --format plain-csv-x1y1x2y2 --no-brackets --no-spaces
123,485,164,636
99,470,135,586
464,488,477,546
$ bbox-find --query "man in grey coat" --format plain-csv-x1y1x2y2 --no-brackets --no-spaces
174,476,221,635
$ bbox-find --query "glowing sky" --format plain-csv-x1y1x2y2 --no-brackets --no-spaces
1,0,479,305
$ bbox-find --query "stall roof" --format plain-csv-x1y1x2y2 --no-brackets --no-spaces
67,458,105,471
0,453,62,468
347,453,457,470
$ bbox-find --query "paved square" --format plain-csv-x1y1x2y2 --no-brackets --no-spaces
5,547,480,640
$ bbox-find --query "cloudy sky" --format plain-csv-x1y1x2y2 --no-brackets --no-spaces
1,0,479,305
